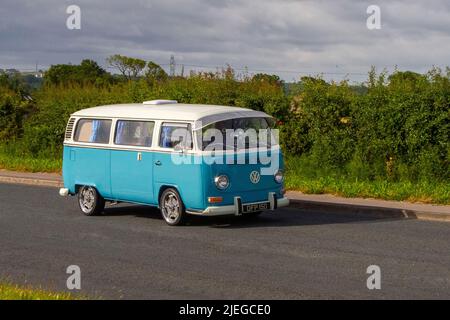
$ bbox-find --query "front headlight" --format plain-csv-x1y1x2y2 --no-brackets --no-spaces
274,170,283,184
214,175,230,190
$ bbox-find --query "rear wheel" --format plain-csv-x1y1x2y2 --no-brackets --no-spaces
160,188,186,226
78,186,105,216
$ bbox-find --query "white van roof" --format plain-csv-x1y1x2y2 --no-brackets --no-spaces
71,103,271,130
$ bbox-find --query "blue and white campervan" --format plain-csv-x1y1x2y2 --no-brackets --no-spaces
59,100,289,225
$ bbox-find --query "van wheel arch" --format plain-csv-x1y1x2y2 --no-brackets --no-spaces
158,185,182,207
74,184,82,194
158,187,187,226
77,185,105,216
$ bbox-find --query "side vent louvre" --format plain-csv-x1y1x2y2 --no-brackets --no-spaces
65,118,76,140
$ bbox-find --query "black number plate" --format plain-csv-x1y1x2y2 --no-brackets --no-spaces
242,202,269,213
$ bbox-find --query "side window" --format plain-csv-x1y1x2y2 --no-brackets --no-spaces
159,123,193,150
115,120,155,147
74,119,112,144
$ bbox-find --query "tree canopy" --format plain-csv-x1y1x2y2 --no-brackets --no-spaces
44,59,109,85
107,54,146,80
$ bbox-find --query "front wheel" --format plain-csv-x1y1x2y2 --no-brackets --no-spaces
160,188,187,226
78,186,105,216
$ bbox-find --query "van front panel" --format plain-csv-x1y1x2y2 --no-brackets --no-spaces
202,150,285,206
152,152,205,210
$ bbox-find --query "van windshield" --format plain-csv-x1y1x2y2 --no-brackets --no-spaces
199,117,277,151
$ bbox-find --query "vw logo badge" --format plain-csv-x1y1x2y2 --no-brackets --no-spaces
249,171,260,184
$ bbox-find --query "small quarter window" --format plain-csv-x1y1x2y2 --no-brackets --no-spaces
159,123,193,149
74,119,112,144
114,120,155,147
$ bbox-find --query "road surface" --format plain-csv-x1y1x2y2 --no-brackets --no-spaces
1,183,449,299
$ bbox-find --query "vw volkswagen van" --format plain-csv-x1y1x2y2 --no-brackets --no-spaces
59,100,289,225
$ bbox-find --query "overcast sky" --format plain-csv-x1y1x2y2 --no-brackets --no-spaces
0,0,449,82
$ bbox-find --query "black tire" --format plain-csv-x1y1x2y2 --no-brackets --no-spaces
77,186,105,216
159,188,187,226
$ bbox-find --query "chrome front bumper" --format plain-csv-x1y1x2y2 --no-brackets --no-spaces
187,193,290,216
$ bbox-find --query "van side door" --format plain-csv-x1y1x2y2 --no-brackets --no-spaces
153,122,204,210
110,120,155,204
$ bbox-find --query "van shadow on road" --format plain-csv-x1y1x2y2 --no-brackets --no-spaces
100,203,405,229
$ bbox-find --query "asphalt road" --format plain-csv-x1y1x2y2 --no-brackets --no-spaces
1,183,449,299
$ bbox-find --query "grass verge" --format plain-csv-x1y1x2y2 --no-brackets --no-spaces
0,282,77,300
285,174,450,205
0,145,61,173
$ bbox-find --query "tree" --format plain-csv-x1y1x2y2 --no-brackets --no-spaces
0,73,29,95
0,83,31,141
388,71,424,84
145,61,168,84
107,55,146,80
252,73,283,87
79,59,107,79
44,59,110,85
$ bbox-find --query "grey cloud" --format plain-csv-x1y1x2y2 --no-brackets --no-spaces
0,0,448,81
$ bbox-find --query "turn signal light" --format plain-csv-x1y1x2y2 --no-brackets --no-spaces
208,197,223,203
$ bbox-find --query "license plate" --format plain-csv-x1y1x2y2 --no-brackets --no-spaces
242,202,269,213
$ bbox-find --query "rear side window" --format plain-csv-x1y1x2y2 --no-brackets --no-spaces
159,123,193,149
74,119,112,144
114,120,155,147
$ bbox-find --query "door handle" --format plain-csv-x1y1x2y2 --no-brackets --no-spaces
155,160,162,166
137,152,142,161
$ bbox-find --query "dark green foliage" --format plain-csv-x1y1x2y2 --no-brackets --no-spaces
145,61,168,85
283,68,449,183
44,59,112,86
252,73,284,87
351,69,449,182
0,90,23,141
0,74,33,142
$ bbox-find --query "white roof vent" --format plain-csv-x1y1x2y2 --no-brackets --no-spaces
143,100,178,105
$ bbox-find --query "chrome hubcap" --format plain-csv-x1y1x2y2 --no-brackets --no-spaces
80,187,95,213
162,192,180,223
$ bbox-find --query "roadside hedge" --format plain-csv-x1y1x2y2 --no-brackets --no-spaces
0,67,448,184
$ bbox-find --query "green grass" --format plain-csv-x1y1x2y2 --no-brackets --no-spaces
0,154,61,173
0,282,78,300
0,145,61,173
285,157,450,205
285,174,450,205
